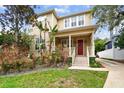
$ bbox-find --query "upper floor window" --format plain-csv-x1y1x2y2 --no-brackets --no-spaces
64,18,70,28
78,16,84,26
64,15,85,29
71,17,76,27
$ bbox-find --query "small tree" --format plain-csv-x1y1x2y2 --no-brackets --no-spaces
95,38,107,54
115,31,124,49
0,5,36,45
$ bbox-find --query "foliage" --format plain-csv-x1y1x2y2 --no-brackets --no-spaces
35,19,58,52
0,69,108,88
0,33,15,45
67,57,72,66
49,25,58,52
52,49,61,65
92,5,124,31
35,57,42,65
0,5,36,43
0,35,4,45
35,19,49,52
89,57,102,68
13,59,24,72
115,30,124,49
1,59,12,74
1,58,34,74
95,38,107,53
19,32,33,49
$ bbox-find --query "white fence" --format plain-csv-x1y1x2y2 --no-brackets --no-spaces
97,48,124,60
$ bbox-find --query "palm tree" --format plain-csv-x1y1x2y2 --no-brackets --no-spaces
35,21,44,52
44,19,49,50
47,21,58,52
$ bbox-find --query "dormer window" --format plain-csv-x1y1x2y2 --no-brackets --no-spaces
78,15,84,26
71,17,76,27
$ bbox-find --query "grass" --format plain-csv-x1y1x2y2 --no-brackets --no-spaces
0,69,108,88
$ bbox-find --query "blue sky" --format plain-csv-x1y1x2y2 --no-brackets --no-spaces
34,5,91,16
0,5,110,39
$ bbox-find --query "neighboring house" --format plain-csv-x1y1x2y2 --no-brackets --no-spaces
30,9,96,67
98,29,124,61
105,31,119,50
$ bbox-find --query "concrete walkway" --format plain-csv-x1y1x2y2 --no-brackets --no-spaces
96,58,124,88
69,66,108,71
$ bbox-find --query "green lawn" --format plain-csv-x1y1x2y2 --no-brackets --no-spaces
0,69,108,88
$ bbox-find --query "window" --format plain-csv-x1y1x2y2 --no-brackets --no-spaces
61,39,69,47
36,38,40,44
71,17,76,27
35,37,41,50
64,18,70,28
78,16,84,26
64,15,84,29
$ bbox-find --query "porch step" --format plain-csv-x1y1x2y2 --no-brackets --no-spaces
72,56,88,67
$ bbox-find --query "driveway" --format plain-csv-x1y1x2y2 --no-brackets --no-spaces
96,58,124,88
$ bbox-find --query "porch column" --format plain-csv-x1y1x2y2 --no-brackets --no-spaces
91,32,95,57
69,35,71,57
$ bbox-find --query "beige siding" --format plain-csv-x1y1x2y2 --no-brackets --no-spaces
58,13,92,30
58,19,64,30
51,13,58,27
84,13,92,26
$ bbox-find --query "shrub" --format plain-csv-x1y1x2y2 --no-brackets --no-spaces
52,49,61,65
89,57,102,68
1,59,12,74
67,57,72,66
0,33,15,45
35,57,42,65
13,59,24,72
19,33,33,49
0,57,34,74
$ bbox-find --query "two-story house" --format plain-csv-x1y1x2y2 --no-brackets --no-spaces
30,9,96,67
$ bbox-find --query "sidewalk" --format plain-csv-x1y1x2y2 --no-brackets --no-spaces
96,58,124,88
69,66,109,71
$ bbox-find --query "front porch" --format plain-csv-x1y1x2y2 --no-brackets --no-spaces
53,29,95,67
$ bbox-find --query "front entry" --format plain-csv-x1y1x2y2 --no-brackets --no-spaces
78,40,83,55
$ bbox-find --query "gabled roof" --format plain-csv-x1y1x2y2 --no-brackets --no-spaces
37,9,58,19
37,9,92,20
58,10,92,19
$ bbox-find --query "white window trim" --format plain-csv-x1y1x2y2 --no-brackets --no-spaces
78,15,84,26
64,15,85,29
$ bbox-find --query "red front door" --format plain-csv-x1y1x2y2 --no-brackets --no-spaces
78,40,83,55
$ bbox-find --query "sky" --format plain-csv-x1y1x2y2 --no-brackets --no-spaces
0,5,110,39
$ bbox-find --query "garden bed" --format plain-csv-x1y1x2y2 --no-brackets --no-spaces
89,57,104,68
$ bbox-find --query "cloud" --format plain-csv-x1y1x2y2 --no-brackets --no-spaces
43,5,52,9
95,29,110,39
0,5,6,9
55,8,70,13
54,5,71,14
0,5,6,13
